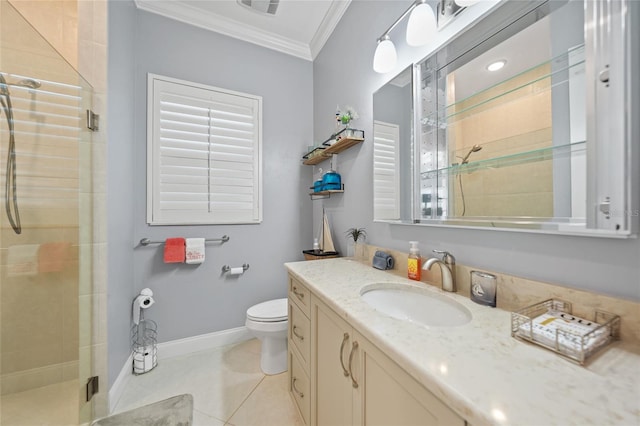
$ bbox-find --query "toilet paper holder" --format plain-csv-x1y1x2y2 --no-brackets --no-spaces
222,264,250,274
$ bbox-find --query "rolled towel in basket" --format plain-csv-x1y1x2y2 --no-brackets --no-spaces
518,310,610,355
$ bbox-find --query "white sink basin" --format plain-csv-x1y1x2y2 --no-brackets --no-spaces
360,284,472,327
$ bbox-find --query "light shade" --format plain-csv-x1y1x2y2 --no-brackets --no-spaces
406,3,437,47
373,37,397,73
455,0,478,7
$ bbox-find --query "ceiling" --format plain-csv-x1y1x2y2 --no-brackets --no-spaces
453,15,551,100
134,0,352,61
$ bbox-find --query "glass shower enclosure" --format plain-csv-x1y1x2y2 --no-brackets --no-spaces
0,1,95,424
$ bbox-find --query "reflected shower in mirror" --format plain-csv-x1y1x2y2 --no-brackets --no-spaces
421,3,586,223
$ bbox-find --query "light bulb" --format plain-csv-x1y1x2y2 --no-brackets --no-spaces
406,3,437,47
373,37,397,73
487,60,506,72
455,0,478,7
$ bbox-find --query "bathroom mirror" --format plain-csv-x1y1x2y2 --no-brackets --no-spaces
373,0,638,237
373,66,413,222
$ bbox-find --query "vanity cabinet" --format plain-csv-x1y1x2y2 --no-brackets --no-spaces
288,276,311,425
288,273,465,426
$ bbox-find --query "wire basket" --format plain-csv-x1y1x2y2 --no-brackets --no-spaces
131,314,157,375
511,299,620,364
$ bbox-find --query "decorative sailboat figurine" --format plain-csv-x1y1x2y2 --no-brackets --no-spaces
303,209,339,260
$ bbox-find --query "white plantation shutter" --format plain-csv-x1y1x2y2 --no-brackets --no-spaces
147,74,262,224
373,121,400,220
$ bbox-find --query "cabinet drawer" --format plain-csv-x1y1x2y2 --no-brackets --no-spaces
289,276,310,316
290,349,310,425
289,301,311,368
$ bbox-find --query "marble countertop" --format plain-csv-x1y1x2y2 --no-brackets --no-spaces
285,258,640,426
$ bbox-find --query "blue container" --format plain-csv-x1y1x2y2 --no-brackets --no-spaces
321,170,341,191
313,179,323,192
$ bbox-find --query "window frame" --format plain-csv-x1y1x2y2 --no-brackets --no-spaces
146,73,263,225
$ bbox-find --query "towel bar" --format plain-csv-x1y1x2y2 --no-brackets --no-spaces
139,235,230,246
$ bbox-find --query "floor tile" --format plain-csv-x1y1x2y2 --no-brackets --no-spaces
192,408,226,426
227,373,303,426
114,339,265,422
0,380,78,426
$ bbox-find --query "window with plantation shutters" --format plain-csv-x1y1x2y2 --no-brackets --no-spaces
147,74,262,225
373,120,400,220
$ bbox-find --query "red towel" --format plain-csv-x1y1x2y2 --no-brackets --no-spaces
164,238,185,263
38,242,71,273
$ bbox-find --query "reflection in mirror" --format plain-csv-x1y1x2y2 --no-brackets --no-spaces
373,0,636,236
419,1,586,228
373,66,412,222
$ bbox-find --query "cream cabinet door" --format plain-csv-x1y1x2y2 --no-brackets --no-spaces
311,295,358,426
354,332,465,426
309,294,466,426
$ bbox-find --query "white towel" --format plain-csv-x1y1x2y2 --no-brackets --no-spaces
185,238,205,264
7,244,39,276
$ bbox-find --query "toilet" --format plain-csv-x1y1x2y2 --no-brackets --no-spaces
245,298,288,375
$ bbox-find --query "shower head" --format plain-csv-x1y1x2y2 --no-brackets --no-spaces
461,144,483,164
15,78,41,89
0,74,9,97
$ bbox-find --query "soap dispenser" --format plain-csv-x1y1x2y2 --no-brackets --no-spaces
408,241,422,281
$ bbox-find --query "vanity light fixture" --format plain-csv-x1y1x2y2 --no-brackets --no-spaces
406,1,437,47
373,0,475,73
454,0,479,6
487,60,507,72
373,35,398,74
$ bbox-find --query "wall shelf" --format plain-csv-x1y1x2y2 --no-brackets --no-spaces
421,141,585,179
302,130,365,165
309,189,345,200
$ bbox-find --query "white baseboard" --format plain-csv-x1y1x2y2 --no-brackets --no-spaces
157,326,252,360
108,326,251,414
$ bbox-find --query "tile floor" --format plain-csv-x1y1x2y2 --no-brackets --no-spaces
112,339,303,426
0,379,79,425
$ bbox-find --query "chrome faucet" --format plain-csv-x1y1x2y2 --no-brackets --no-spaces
423,250,456,292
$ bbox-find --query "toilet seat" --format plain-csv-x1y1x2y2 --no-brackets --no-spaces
247,298,288,322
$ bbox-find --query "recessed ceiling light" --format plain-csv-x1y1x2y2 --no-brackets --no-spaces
487,60,506,72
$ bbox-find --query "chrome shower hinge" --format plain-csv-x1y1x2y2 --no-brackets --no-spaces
86,109,100,132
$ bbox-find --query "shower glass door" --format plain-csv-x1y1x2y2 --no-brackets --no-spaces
0,1,94,424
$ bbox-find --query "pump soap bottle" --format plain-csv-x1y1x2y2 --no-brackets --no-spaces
408,241,422,281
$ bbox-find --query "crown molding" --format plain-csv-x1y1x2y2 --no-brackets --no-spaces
309,0,351,59
135,0,313,61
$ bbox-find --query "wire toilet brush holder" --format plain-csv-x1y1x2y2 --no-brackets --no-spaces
131,310,157,375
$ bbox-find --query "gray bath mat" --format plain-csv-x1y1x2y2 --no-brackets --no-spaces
92,394,193,426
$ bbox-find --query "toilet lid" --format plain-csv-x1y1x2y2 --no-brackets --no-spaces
247,298,288,322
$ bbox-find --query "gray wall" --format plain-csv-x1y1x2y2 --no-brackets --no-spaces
107,2,313,387
107,0,137,387
313,0,640,301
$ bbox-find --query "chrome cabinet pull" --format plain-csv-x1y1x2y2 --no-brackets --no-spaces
348,341,359,389
292,286,305,300
292,325,304,341
339,332,350,377
292,377,304,398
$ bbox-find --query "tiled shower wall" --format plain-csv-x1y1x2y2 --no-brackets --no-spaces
448,65,554,217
